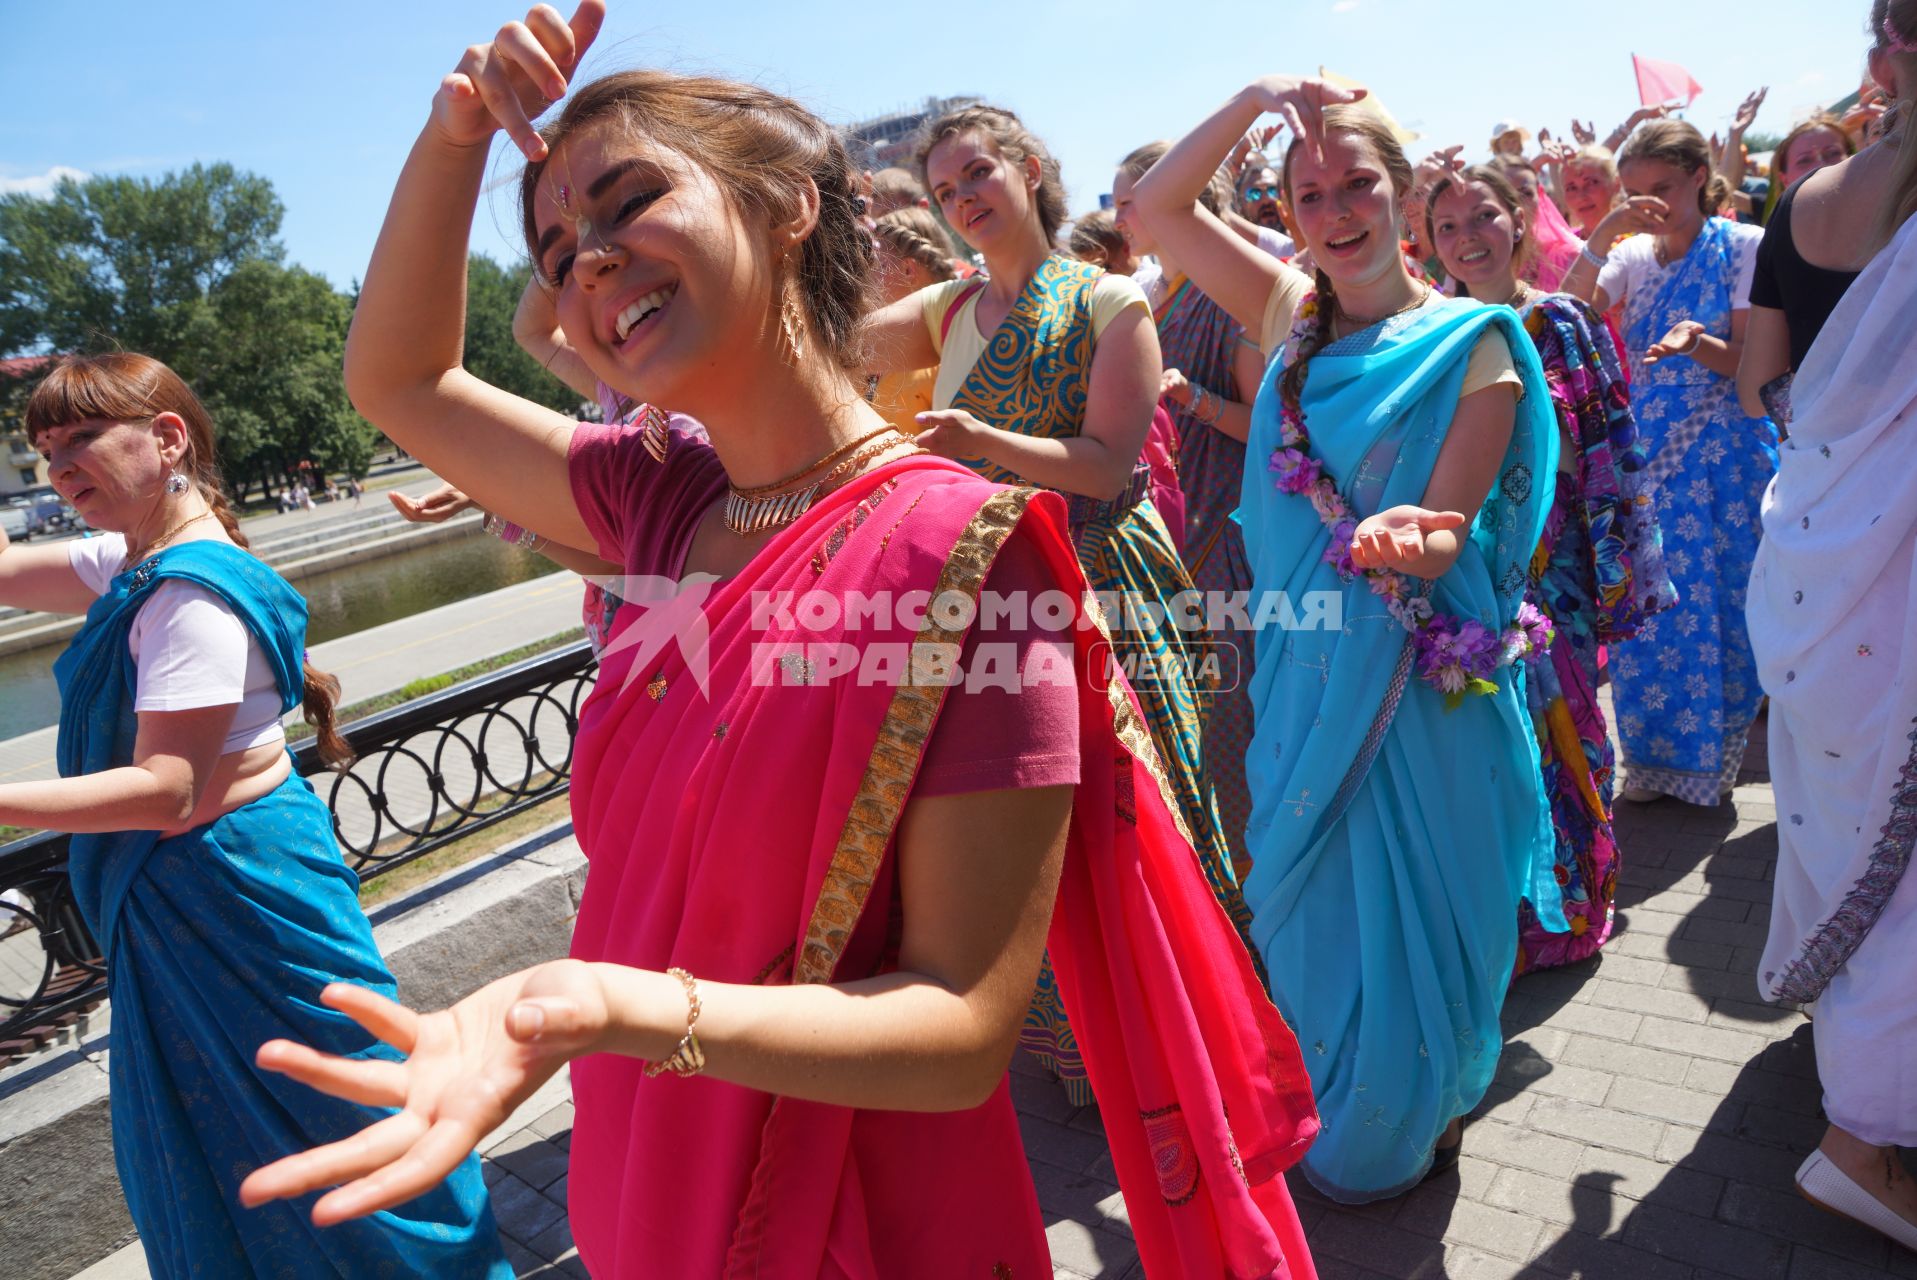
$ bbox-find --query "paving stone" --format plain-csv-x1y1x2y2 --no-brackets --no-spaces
1561,1032,1693,1085
525,1103,574,1141
1009,1068,1078,1123
1537,1000,1644,1043
1587,978,1713,1023
1614,905,1687,938
1017,1113,1110,1174
524,1215,576,1267
488,1172,565,1246
1656,1124,1809,1186
491,1134,570,1192
1528,1224,1696,1280
1494,1054,1613,1105
1482,1165,1582,1226
1719,1177,1893,1266
1042,1217,1136,1278
1529,1096,1668,1158
1683,1055,1824,1116
1307,1210,1454,1275
1623,1201,1793,1278
1572,1143,1725,1218
1635,1013,1768,1064
1606,1076,1737,1130
1461,1118,1585,1177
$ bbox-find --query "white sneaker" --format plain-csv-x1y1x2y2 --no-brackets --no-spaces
1797,1149,1917,1251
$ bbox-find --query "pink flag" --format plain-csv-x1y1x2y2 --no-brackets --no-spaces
1634,54,1703,108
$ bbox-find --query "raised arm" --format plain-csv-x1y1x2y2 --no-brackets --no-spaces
1131,78,1352,334
342,3,607,556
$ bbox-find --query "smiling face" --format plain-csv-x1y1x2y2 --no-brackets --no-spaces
34,415,180,533
1561,159,1619,230
1779,125,1848,188
925,131,1038,253
1618,156,1706,233
531,122,777,408
1429,180,1523,296
1284,130,1406,291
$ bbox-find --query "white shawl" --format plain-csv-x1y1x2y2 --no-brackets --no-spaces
1750,213,1917,1004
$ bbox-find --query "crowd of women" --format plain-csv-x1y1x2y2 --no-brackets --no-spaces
0,0,1913,1273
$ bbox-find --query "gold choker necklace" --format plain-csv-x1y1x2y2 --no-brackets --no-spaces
723,430,914,536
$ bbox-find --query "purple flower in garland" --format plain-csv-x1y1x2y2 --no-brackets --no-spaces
1268,446,1323,495
1415,617,1499,697
1308,476,1346,524
1514,601,1556,661
1323,518,1359,578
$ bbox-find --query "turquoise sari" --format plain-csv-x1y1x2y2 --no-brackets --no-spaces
55,542,508,1278
1239,299,1565,1202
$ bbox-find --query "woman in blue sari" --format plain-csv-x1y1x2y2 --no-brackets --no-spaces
1136,84,1566,1201
0,354,506,1277
1562,120,1779,805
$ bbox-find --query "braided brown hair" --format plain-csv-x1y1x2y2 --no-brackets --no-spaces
25,354,353,768
873,207,958,282
1618,120,1732,216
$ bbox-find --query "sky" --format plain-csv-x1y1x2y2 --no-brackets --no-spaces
0,1,1877,294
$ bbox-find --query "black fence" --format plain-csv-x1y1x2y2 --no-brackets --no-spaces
0,641,598,1055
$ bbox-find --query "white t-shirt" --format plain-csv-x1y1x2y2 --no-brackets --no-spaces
68,533,288,754
1254,225,1297,260
1595,224,1760,313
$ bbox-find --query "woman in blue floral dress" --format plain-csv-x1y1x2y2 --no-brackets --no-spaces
1563,121,1778,805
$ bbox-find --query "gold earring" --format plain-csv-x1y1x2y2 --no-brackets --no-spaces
779,275,806,363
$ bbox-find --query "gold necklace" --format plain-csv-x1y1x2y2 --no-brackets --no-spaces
1334,282,1432,337
723,433,919,537
124,509,212,569
730,426,896,499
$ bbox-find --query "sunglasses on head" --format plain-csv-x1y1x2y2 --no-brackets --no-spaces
1241,186,1280,202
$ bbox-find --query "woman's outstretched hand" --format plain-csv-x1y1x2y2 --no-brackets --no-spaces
388,483,474,524
1350,505,1467,571
1245,76,1368,163
240,960,608,1225
430,1,607,160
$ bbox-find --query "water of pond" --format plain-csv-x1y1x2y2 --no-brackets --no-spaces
0,532,563,741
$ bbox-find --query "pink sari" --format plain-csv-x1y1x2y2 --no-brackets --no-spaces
566,448,1318,1278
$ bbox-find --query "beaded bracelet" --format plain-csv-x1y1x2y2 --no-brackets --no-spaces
644,967,706,1079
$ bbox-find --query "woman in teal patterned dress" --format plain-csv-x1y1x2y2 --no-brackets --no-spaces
866,103,1247,1104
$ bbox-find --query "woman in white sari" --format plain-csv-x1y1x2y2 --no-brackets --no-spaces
1748,21,1917,1241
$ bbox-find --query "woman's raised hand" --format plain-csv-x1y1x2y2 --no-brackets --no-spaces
1159,368,1194,407
1592,194,1671,249
1642,319,1706,367
1245,76,1368,162
431,1,607,160
239,960,609,1225
1350,506,1466,571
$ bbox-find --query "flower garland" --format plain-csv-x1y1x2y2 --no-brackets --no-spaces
1268,291,1554,707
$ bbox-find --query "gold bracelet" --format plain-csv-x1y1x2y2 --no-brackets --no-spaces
644,966,706,1079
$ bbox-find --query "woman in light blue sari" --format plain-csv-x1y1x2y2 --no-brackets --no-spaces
0,354,507,1278
1136,85,1566,1202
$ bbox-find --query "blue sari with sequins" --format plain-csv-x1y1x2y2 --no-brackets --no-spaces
54,542,508,1279
1238,299,1565,1202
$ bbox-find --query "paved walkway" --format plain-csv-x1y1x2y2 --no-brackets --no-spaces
0,573,585,786
65,705,1917,1279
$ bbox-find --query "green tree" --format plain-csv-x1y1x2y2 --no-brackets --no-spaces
0,164,378,492
0,164,284,358
175,260,372,498
462,253,582,413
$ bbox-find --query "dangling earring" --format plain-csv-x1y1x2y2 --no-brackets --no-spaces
779,272,807,364
639,403,670,463
165,470,189,496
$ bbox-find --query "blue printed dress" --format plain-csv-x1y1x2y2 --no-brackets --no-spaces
1603,219,1778,804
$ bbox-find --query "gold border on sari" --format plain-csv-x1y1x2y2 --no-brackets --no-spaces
1082,590,1197,849
795,486,1036,984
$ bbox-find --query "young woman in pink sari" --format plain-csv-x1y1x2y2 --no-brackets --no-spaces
237,5,1320,1276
